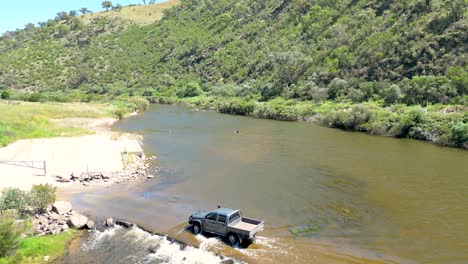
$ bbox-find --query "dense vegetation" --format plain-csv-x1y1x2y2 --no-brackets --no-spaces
0,0,466,147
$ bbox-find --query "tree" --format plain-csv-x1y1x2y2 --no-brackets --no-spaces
0,215,23,258
79,8,91,15
142,0,147,5
55,11,68,21
102,1,113,11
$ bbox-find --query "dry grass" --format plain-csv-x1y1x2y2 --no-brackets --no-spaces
0,101,118,147
81,0,180,25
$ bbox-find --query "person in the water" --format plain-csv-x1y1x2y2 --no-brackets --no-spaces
235,130,240,134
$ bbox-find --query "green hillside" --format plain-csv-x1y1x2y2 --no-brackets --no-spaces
0,0,466,148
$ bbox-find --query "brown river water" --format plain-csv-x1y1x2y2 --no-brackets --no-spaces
64,104,468,264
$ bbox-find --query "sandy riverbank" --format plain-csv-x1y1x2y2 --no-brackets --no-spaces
0,117,144,191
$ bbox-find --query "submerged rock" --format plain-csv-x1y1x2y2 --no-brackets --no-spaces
105,218,114,228
148,245,160,253
115,219,134,228
85,220,96,229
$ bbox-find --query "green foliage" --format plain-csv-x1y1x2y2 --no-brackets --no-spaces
102,1,113,11
217,98,254,115
29,184,56,214
0,189,29,216
16,230,76,260
0,91,10,100
175,82,203,98
451,122,468,146
0,0,466,148
0,215,23,258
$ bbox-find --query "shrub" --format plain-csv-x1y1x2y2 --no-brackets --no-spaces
0,215,24,258
29,184,56,214
217,98,254,115
451,122,468,146
0,189,30,216
0,91,10,100
175,82,203,98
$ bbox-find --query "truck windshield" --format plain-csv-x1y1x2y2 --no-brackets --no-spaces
229,212,240,223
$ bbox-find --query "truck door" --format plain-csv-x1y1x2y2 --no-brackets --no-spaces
204,213,218,233
215,214,227,234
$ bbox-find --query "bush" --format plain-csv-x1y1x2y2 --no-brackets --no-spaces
451,122,468,146
0,189,30,216
29,184,56,214
217,98,254,115
175,82,203,98
0,215,23,258
0,91,10,100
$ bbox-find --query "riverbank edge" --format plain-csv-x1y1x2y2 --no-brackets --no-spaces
0,106,156,263
165,97,467,150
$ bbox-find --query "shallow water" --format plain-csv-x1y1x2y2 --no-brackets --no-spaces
69,105,468,263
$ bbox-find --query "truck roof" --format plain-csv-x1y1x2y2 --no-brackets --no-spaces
213,208,239,216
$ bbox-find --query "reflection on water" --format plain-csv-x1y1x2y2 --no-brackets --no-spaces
70,105,468,263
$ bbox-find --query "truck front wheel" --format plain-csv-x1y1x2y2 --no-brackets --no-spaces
227,233,241,247
192,223,201,235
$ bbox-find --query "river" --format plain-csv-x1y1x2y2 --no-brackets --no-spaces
64,104,468,264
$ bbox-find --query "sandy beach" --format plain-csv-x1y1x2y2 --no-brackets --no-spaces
0,118,143,191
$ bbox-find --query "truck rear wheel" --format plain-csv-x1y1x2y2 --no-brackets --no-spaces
192,223,201,235
227,233,241,247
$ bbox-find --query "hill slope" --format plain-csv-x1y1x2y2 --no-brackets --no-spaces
81,0,180,25
0,0,466,147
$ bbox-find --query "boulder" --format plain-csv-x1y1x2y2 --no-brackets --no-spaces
48,212,64,221
148,245,160,253
68,213,88,229
85,220,95,229
52,202,72,215
61,224,70,232
105,218,114,228
115,219,134,228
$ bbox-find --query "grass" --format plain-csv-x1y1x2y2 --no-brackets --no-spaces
0,230,77,264
81,0,180,25
0,101,119,147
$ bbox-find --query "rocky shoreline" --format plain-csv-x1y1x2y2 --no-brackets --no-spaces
55,154,157,186
33,201,95,236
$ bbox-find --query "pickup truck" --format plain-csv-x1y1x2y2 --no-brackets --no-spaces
188,207,264,247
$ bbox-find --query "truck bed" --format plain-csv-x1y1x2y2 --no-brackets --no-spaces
228,217,264,238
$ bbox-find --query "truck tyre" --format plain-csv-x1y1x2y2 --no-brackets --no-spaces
192,223,201,235
227,233,241,247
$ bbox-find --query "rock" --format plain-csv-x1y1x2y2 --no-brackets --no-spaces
48,212,63,221
115,219,134,228
61,224,69,232
52,201,72,215
51,229,61,235
85,220,95,229
25,206,38,215
147,175,154,179
105,218,114,228
220,260,234,264
148,245,160,253
56,175,71,182
44,256,50,262
68,213,88,229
